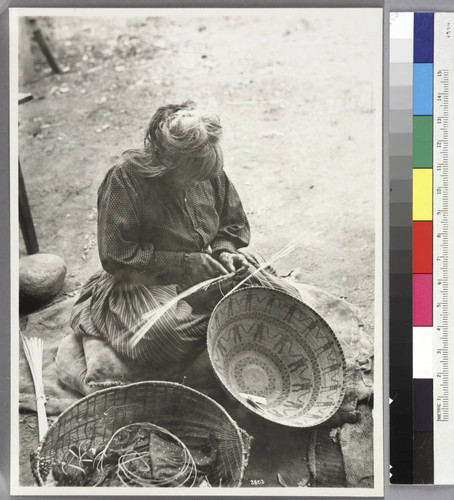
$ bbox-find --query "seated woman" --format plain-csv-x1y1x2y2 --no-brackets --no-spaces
70,101,257,374
62,103,372,432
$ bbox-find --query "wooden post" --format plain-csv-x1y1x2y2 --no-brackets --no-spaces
19,161,39,255
19,18,35,86
32,25,61,74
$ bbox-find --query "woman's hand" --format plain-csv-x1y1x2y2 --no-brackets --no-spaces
184,252,229,287
215,251,251,278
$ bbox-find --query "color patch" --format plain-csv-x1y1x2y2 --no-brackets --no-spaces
413,169,433,220
390,203,412,227
414,432,434,484
390,133,412,156
413,221,433,273
391,226,412,250
414,12,434,63
390,86,414,110
390,11,414,39
390,249,412,273
391,39,415,63
413,116,433,167
389,110,413,133
413,326,433,378
390,63,414,86
413,274,433,326
391,179,412,203
390,155,412,180
413,64,433,115
413,379,434,432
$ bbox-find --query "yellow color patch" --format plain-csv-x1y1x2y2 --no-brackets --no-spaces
413,169,433,221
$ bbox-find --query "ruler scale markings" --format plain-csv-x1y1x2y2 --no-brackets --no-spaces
433,12,454,485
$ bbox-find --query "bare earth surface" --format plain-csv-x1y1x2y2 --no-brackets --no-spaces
17,11,381,487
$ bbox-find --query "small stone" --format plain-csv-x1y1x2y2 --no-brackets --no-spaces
19,253,67,310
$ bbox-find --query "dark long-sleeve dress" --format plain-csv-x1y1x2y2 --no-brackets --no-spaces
70,157,250,369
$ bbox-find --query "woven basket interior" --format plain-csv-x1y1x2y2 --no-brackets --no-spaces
35,382,247,487
207,287,346,427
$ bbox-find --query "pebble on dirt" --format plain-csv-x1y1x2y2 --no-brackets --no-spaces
19,253,67,310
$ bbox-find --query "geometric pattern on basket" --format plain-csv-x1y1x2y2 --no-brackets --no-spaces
32,382,251,487
207,287,346,427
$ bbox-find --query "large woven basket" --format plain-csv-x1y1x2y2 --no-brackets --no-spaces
207,287,346,427
32,381,251,487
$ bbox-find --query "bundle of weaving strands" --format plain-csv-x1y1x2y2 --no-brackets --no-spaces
20,333,48,441
129,237,303,348
51,423,199,487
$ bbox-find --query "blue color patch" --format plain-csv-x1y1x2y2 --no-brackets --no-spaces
413,63,433,115
414,12,434,63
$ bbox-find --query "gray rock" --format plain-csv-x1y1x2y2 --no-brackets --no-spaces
20,253,67,309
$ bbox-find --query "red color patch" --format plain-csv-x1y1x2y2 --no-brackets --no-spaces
413,221,432,273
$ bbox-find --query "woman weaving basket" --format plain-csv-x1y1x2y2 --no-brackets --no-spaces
50,101,375,490
48,101,374,490
69,101,261,372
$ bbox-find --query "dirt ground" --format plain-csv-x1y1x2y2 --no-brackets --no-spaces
17,10,381,487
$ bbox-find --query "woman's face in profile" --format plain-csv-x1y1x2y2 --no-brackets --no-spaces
162,164,200,191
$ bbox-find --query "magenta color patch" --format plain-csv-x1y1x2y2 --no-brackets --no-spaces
413,274,433,326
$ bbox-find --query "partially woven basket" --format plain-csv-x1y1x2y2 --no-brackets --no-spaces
32,381,251,487
207,287,346,427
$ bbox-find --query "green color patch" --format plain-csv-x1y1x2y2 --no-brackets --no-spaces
413,116,433,168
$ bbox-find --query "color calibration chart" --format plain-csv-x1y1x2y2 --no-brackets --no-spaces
390,12,454,485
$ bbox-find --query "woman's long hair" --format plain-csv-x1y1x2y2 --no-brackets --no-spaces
123,101,223,180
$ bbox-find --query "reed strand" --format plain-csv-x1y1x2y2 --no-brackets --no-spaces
129,273,235,348
129,236,302,348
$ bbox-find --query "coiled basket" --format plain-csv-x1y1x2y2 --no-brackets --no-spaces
207,287,347,427
32,381,251,487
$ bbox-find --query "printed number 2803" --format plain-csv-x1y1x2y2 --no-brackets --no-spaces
250,479,265,486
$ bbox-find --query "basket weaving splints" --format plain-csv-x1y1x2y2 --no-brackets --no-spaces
36,382,249,488
129,236,304,348
50,422,219,487
128,273,236,348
